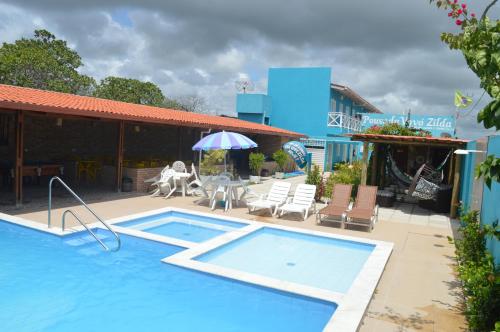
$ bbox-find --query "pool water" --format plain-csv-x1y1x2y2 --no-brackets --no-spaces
117,211,247,243
147,221,225,242
0,221,335,332
196,227,375,293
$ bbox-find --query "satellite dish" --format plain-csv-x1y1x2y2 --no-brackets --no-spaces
235,80,254,93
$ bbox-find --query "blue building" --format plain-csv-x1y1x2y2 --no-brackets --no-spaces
237,67,458,171
236,67,382,171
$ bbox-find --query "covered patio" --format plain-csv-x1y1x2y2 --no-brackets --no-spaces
0,84,302,206
352,133,468,218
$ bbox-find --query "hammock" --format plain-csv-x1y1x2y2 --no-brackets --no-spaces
387,153,413,186
386,148,453,200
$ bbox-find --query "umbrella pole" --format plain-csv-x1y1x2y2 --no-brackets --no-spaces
224,152,227,172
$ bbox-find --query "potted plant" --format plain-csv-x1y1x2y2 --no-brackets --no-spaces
272,149,288,179
249,152,265,183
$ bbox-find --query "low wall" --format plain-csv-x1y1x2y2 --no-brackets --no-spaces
123,167,163,192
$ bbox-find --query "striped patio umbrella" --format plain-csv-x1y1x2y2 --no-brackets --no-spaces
192,131,257,151
192,131,258,171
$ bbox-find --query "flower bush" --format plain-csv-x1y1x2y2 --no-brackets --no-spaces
364,122,431,137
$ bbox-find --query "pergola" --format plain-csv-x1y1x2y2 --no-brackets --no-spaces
351,133,469,218
0,84,303,206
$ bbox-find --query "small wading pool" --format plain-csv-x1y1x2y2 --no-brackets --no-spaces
195,227,375,293
116,211,247,243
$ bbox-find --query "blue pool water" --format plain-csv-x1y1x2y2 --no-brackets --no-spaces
147,221,225,242
196,227,375,293
0,221,335,332
117,211,247,243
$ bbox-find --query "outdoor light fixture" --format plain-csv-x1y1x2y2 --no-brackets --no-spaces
134,125,140,132
56,118,63,127
454,149,486,155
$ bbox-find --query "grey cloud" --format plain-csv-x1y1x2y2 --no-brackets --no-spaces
0,0,498,139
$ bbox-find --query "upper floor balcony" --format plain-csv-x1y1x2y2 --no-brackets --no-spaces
327,112,362,132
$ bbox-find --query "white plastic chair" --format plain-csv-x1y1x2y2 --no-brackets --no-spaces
246,181,291,216
187,163,203,195
192,176,214,205
210,175,231,211
172,161,187,173
144,165,169,188
239,177,260,202
150,169,177,199
277,184,317,221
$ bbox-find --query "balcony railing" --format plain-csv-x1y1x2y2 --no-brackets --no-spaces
327,112,362,132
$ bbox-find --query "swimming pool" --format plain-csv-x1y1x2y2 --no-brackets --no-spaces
115,210,247,244
0,220,334,332
1,208,392,331
195,227,375,293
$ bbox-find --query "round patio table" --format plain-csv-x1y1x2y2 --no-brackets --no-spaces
208,177,243,211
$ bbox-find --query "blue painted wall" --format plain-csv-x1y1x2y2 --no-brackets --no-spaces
459,141,477,209
460,135,500,264
236,94,271,124
481,135,500,264
267,67,332,137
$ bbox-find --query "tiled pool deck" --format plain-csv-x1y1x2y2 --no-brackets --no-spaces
5,177,466,332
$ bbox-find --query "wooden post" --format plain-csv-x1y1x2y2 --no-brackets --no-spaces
450,153,462,218
15,111,24,207
370,143,379,185
116,121,125,192
361,141,369,185
447,148,454,184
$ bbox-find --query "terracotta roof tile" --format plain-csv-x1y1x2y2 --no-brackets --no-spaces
0,84,304,138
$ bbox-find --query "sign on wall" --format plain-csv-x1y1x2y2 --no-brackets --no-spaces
283,141,308,168
360,114,455,137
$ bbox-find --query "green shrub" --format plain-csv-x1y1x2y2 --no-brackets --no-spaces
454,210,500,331
249,152,265,176
200,150,226,175
324,161,362,199
272,149,288,172
305,164,324,201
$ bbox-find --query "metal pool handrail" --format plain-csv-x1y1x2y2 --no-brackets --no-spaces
48,176,121,252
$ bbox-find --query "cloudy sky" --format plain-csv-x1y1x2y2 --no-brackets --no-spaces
0,0,498,139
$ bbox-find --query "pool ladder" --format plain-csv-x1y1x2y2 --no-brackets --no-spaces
48,176,121,252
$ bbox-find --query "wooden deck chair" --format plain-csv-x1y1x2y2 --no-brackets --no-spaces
345,185,379,232
316,184,353,227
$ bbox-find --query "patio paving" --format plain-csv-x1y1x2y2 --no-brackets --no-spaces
4,175,466,332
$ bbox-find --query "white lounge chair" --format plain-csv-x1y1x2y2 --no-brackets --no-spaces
247,181,291,216
277,184,316,221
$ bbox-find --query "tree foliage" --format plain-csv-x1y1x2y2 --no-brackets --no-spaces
0,29,95,95
164,94,208,113
431,0,500,188
94,76,165,106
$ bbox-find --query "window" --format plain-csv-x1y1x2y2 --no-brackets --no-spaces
331,99,337,112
